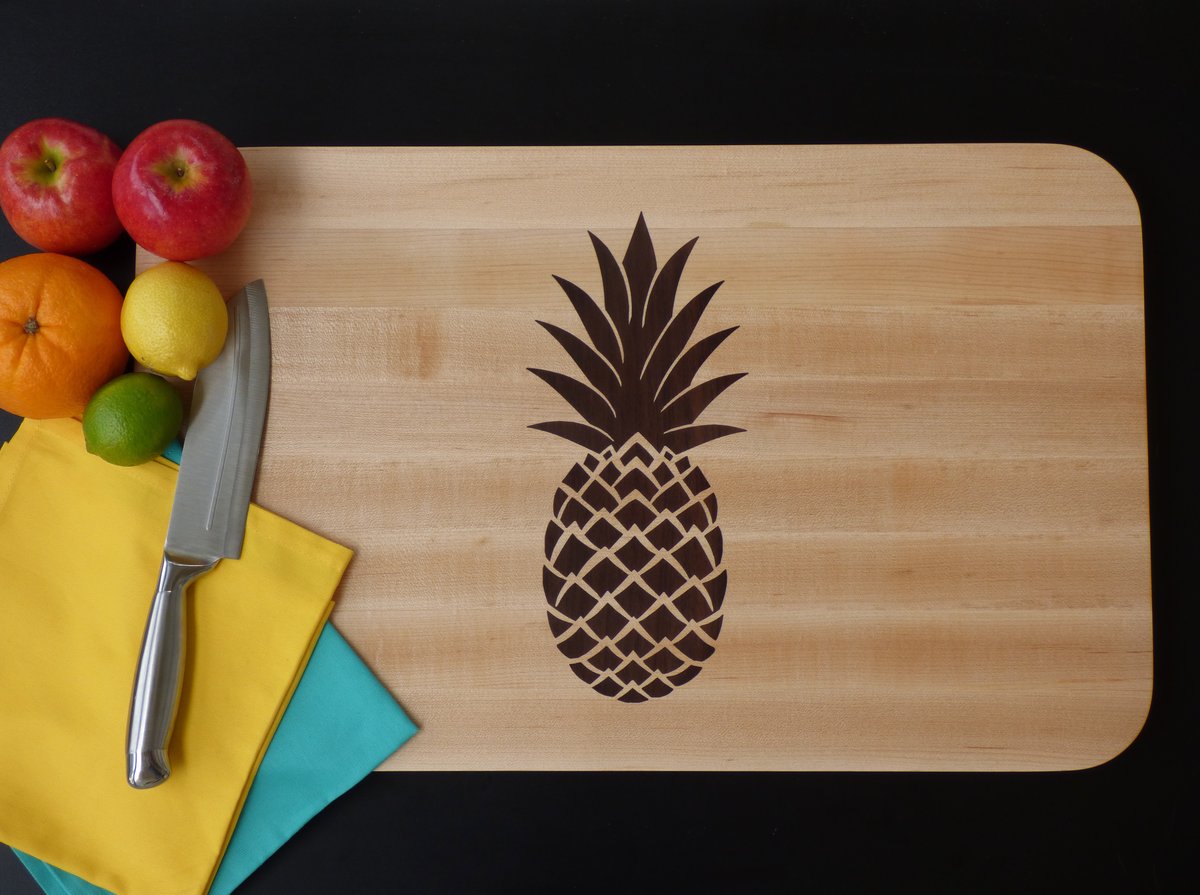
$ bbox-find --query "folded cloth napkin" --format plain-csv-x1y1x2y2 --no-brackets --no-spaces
14,622,418,895
0,418,355,895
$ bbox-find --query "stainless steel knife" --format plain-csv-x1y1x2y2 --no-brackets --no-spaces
126,279,271,789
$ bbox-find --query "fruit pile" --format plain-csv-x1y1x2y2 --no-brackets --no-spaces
0,117,253,465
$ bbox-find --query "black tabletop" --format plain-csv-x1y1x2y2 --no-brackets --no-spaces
2,2,1196,892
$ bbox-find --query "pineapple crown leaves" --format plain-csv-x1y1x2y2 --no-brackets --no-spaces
530,213,746,454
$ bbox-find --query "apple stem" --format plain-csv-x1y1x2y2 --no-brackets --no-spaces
24,316,39,335
43,158,56,173
175,165,186,178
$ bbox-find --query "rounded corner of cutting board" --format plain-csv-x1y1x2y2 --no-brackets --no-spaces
1060,682,1156,773
1028,141,1144,227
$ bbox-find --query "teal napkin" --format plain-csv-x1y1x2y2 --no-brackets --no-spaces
13,621,417,895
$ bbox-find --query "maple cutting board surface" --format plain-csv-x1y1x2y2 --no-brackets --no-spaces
137,145,1150,771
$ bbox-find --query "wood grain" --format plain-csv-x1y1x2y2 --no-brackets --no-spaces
138,144,1149,770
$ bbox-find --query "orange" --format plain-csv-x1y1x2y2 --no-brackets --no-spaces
0,253,129,419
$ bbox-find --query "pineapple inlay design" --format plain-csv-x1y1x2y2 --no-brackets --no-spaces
531,214,746,703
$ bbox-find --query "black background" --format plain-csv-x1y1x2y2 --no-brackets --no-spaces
1,1,1196,892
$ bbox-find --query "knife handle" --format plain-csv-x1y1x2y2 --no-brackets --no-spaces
126,553,216,789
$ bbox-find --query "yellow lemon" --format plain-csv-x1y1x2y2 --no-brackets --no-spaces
121,261,228,380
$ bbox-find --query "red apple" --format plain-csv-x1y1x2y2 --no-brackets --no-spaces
112,119,252,261
0,118,123,255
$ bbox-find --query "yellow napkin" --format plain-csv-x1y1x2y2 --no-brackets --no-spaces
0,418,351,895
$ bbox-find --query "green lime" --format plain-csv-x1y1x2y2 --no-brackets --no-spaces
82,373,184,467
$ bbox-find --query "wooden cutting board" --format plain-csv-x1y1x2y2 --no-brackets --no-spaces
136,145,1150,771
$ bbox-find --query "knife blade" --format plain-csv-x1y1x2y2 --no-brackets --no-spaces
126,279,271,789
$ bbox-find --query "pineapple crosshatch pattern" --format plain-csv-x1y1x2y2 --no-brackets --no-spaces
532,214,745,702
